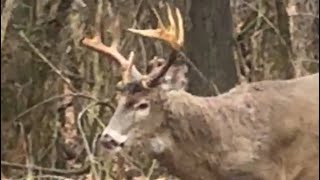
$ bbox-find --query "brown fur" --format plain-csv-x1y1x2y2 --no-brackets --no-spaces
143,73,319,180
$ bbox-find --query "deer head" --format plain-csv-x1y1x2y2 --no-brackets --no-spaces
81,4,185,151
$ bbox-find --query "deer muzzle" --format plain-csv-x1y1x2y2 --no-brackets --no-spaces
100,129,128,151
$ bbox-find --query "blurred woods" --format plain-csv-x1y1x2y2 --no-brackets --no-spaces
1,0,318,179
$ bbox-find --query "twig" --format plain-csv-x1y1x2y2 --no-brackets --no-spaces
95,0,103,35
288,13,319,19
234,16,259,40
46,111,60,168
1,0,17,49
240,0,290,53
116,155,126,180
119,0,145,50
62,70,95,84
139,38,148,74
77,102,105,178
12,174,71,180
233,40,248,84
18,31,76,92
296,59,319,63
146,159,157,179
133,0,145,25
91,133,101,155
12,93,114,123
1,161,90,176
26,129,34,179
120,151,145,176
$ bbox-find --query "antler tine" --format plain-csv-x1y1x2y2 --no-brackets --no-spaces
175,7,184,47
122,51,135,83
166,3,176,39
81,17,142,81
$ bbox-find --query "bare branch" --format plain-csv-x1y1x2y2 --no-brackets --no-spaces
1,0,17,49
77,102,102,179
1,161,90,176
13,93,114,123
18,31,76,92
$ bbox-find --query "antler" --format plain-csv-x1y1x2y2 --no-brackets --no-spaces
127,4,184,50
81,17,142,83
127,4,185,87
81,5,184,89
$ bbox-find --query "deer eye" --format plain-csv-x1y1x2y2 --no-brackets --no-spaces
137,103,149,110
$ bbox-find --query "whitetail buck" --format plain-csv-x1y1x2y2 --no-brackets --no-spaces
81,5,319,180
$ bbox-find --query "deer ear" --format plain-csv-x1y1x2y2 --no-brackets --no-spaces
147,56,166,73
161,63,188,91
148,57,188,91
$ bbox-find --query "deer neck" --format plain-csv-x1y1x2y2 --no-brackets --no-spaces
143,90,223,177
147,89,271,179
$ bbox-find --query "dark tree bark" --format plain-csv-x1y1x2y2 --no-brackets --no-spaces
186,0,237,96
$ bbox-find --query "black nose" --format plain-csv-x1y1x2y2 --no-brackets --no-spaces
100,133,124,150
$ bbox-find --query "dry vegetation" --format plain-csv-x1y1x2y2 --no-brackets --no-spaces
1,0,318,180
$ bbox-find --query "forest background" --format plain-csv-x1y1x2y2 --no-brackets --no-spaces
1,0,318,179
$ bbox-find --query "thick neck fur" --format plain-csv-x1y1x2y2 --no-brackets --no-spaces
147,73,319,180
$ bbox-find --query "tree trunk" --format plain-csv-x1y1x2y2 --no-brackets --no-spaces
287,0,319,76
186,0,237,96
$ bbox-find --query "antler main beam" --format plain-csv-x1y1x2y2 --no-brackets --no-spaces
81,17,142,83
81,35,130,69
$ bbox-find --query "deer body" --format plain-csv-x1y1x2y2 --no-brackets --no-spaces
144,73,319,180
81,6,318,179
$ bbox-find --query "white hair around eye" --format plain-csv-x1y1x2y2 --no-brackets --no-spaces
134,99,150,117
